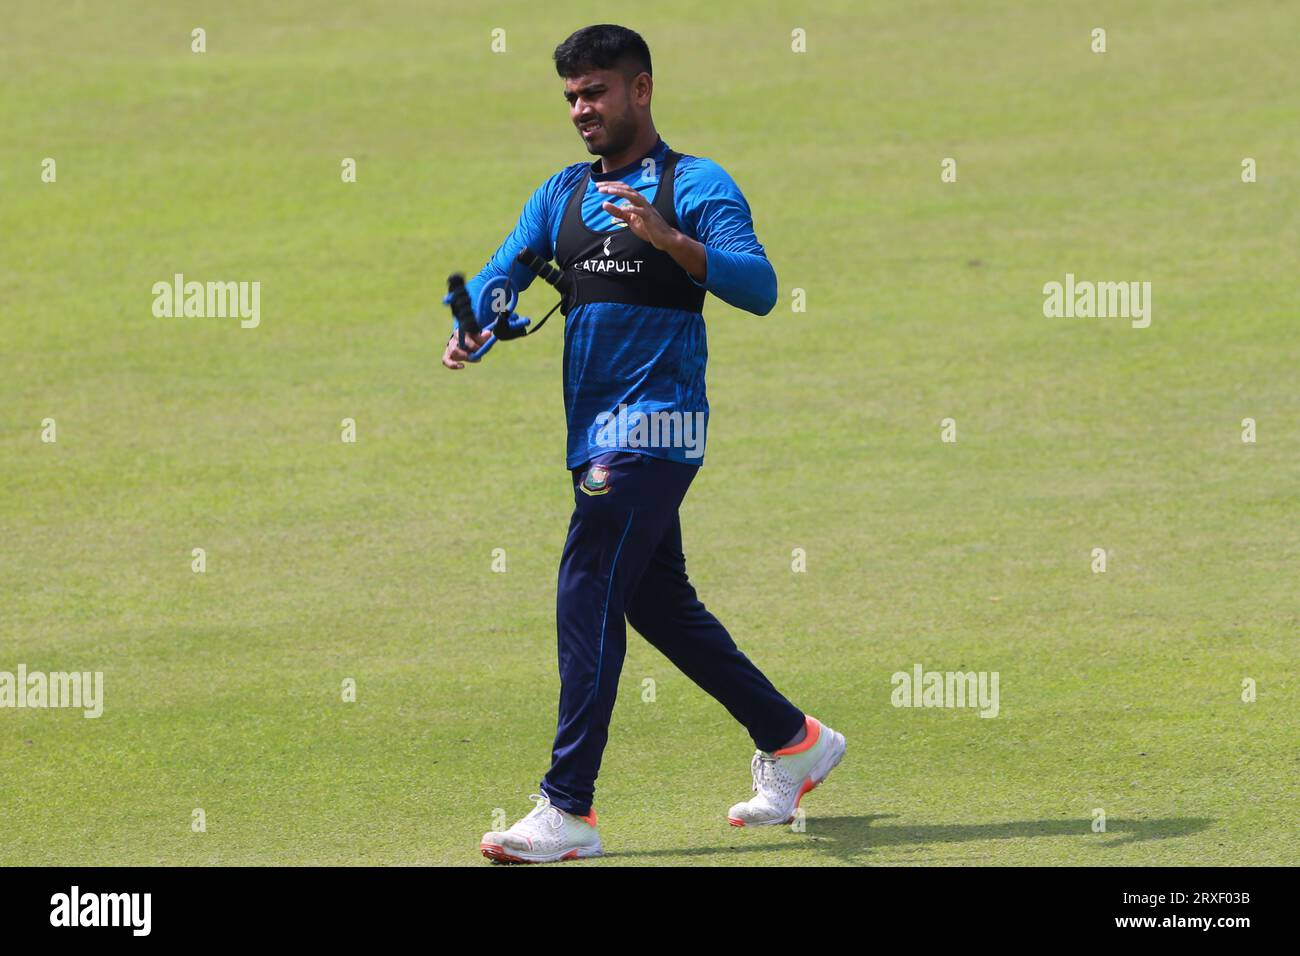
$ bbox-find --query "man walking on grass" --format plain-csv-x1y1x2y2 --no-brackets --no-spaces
443,24,845,863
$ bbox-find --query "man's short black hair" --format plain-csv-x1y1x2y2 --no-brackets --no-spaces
553,24,652,82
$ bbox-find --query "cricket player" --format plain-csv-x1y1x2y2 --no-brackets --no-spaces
444,24,846,863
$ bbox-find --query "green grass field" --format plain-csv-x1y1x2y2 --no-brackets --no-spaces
2,1,1296,866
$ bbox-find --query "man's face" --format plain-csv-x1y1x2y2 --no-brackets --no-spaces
564,68,643,157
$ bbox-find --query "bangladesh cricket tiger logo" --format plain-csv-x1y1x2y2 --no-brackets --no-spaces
580,463,611,496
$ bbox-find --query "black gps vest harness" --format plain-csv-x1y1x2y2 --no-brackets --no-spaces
553,149,706,317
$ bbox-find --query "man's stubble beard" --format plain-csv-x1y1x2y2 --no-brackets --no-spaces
587,107,637,158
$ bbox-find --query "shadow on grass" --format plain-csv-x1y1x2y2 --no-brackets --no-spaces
603,814,1215,864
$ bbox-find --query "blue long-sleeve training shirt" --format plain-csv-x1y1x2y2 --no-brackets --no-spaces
467,136,777,469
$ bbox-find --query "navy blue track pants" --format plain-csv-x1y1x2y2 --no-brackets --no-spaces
540,451,805,817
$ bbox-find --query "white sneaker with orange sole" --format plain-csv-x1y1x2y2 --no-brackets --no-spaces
728,716,846,827
480,793,603,864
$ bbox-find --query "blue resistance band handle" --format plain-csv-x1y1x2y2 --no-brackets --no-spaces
442,274,531,362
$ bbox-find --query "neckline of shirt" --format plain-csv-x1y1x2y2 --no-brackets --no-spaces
589,137,669,182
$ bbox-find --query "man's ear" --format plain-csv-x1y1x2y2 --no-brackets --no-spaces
632,72,653,106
